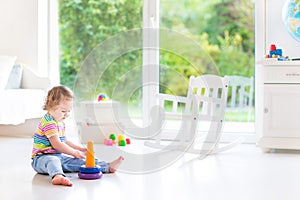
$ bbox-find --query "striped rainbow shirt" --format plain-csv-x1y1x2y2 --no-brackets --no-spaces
31,114,66,158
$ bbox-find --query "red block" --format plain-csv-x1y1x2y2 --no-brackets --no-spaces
126,138,131,144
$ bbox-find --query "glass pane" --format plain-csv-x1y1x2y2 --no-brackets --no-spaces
160,0,255,134
58,1,143,128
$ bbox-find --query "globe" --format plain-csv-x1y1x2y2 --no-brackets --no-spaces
282,0,300,42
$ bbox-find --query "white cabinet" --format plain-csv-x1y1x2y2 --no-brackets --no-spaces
257,62,300,150
78,100,124,143
255,0,300,150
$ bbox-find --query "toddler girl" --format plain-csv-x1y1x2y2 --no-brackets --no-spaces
31,86,124,186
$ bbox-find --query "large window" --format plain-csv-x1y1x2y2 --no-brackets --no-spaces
56,0,255,140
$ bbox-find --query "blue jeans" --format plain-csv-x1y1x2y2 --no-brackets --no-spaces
31,154,110,179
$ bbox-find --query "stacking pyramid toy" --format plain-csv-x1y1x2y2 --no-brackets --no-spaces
78,141,102,180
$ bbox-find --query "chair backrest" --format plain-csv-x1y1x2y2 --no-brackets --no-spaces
184,75,228,145
156,74,228,148
185,75,228,120
225,75,254,110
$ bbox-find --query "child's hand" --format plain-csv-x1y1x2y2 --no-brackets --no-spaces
79,147,87,153
72,150,85,159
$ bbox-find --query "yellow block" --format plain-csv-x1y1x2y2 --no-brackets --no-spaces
85,141,95,168
118,134,124,141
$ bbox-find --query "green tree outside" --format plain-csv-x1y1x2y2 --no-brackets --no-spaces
59,0,255,121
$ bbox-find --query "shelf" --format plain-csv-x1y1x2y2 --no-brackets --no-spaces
257,59,300,66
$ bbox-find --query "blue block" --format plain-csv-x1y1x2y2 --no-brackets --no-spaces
270,49,282,57
79,165,101,174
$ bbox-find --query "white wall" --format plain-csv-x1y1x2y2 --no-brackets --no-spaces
256,0,300,60
264,0,300,58
0,0,59,85
0,0,39,71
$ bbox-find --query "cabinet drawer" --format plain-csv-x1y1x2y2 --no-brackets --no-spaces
264,66,300,83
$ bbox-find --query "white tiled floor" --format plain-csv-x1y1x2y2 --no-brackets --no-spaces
1,135,300,200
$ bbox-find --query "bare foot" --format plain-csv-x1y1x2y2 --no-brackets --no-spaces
52,174,73,186
109,156,124,173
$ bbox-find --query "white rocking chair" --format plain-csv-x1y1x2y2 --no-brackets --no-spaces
225,75,254,121
145,74,243,157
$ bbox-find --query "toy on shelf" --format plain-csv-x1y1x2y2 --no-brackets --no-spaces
265,44,300,61
97,93,108,102
265,44,283,58
78,141,102,180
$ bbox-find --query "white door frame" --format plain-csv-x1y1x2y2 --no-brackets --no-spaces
142,0,160,129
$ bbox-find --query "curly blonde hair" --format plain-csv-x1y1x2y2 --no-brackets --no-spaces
43,86,73,111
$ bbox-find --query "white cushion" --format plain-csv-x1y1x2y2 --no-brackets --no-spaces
0,56,17,90
5,64,23,89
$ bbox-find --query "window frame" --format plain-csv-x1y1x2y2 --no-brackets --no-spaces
44,0,257,142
